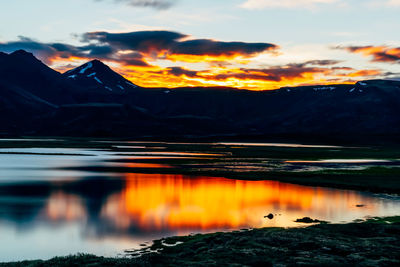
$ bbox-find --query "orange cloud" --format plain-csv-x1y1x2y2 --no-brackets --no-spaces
114,64,359,89
1,33,390,90
345,69,382,77
44,52,386,90
340,45,400,63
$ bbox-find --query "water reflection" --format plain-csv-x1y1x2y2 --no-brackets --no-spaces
5,173,398,233
0,144,400,261
1,172,400,261
45,192,86,222
101,174,399,231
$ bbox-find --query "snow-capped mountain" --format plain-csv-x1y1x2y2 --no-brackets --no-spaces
63,60,139,93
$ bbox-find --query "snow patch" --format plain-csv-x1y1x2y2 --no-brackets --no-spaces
94,77,103,84
164,90,170,94
87,72,96,78
68,74,77,79
117,85,125,90
105,86,113,91
358,82,367,86
313,86,336,91
126,81,138,88
79,62,93,74
287,89,291,92
349,88,355,93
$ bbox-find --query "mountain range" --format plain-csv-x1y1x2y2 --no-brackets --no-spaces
1,49,400,141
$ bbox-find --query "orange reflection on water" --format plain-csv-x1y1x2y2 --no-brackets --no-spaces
100,173,375,231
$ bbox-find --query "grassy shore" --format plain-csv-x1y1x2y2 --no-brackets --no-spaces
2,217,400,267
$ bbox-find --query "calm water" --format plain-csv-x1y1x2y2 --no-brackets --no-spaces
0,141,399,261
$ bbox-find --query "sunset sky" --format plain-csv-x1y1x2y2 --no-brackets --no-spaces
1,0,400,89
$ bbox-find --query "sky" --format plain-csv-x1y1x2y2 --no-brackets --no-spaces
0,0,399,89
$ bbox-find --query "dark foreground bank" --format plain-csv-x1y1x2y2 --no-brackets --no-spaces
2,217,399,267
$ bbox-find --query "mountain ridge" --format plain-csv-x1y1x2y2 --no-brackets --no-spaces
1,49,400,140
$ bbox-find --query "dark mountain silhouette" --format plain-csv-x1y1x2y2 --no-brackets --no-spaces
63,59,139,94
1,50,400,141
0,50,83,105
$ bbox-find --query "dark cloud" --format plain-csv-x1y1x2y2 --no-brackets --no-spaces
94,0,176,10
235,66,329,82
170,39,277,57
336,45,400,63
0,36,149,66
1,31,278,68
373,52,400,62
83,30,278,57
116,51,150,67
165,67,199,77
303,60,342,66
80,44,114,56
158,64,330,82
287,60,342,68
210,64,381,82
214,72,281,82
0,36,54,54
331,66,353,71
82,31,186,54
0,37,78,63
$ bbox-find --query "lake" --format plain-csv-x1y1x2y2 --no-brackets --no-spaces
0,139,399,261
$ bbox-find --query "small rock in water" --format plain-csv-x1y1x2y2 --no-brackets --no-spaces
295,217,327,224
356,204,365,207
264,213,274,220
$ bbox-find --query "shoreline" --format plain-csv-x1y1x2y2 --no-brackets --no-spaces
2,217,399,266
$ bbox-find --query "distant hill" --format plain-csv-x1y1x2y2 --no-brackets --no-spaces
1,50,400,140
63,59,139,94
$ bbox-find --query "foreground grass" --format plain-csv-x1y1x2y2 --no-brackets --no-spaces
3,217,400,267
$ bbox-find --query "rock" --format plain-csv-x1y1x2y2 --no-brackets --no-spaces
295,217,327,224
264,213,274,220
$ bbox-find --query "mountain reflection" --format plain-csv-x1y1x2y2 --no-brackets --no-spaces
46,191,86,222
0,172,398,238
